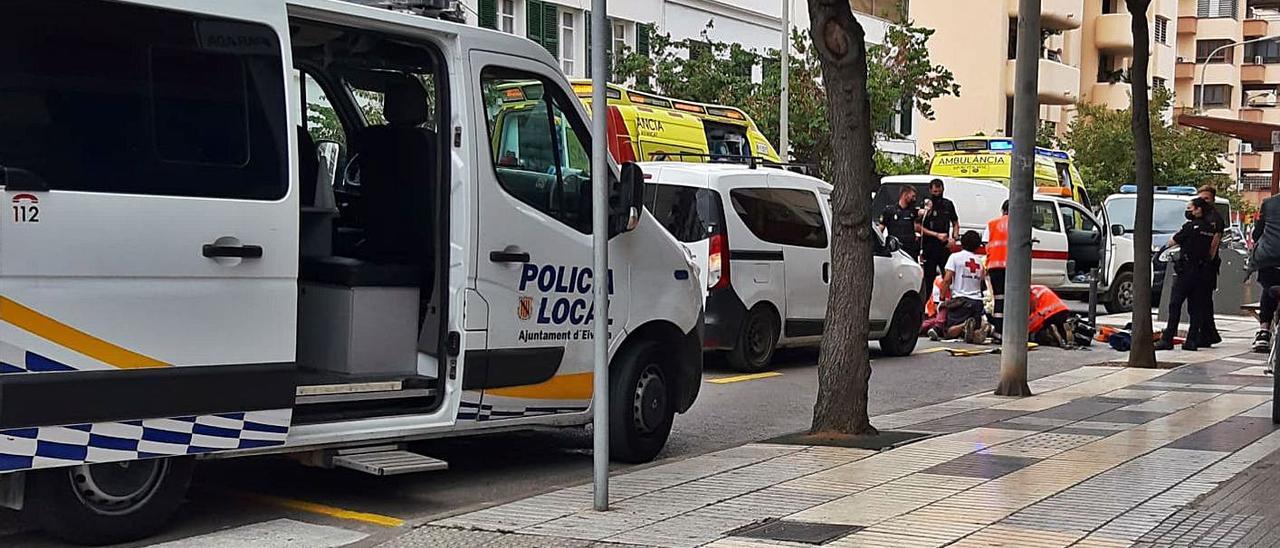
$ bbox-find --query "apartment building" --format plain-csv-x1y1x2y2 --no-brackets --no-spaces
457,0,917,156
1175,0,1280,203
910,0,1179,155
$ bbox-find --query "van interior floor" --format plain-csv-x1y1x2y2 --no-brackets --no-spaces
292,369,440,425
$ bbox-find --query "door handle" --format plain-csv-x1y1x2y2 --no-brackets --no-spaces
203,243,263,259
490,250,531,263
823,262,830,283
1031,238,1041,245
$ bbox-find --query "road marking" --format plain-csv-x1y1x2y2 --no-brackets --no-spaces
227,491,405,528
145,518,367,548
915,347,949,355
708,371,782,384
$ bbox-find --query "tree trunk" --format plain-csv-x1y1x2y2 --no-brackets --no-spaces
1127,0,1158,368
807,0,878,436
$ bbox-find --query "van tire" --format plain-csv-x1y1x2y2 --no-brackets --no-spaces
727,306,778,372
28,457,194,546
1105,271,1134,314
610,340,675,463
879,295,922,357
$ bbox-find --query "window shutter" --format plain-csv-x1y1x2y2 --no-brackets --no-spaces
585,11,592,76
527,0,543,47
1197,0,1211,18
479,0,498,29
604,17,614,78
635,23,651,86
898,95,913,136
542,3,559,58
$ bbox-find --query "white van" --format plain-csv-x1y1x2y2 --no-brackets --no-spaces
641,163,924,371
0,1,703,544
877,176,1116,309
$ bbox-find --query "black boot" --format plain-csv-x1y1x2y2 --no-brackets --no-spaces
1154,339,1174,351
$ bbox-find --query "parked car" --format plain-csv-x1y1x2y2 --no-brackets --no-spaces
643,162,924,371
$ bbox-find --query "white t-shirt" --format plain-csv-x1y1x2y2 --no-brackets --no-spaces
945,250,985,300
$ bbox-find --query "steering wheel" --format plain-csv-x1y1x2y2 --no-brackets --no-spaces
342,152,362,190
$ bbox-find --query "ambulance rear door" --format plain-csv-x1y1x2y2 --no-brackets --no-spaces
0,0,297,464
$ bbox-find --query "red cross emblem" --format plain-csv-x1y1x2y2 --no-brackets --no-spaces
965,258,981,273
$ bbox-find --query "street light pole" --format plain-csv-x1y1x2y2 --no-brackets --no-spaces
589,0,610,513
779,0,790,160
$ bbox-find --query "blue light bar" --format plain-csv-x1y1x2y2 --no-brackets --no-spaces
1118,185,1198,195
989,139,1014,151
1120,185,1137,193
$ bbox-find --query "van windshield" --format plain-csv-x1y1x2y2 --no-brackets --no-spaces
643,183,721,243
1105,197,1230,234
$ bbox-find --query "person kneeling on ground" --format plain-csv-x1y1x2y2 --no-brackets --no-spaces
1029,285,1076,348
929,231,987,344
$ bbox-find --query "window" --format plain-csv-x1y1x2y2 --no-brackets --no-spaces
0,0,287,200
1059,204,1097,232
613,21,628,55
643,184,722,243
500,0,516,33
481,68,593,232
1197,39,1234,63
561,12,576,75
1197,0,1239,19
730,188,829,248
1153,77,1167,91
301,73,346,147
1245,39,1280,64
1032,202,1060,232
1196,84,1232,108
689,40,712,61
1155,16,1169,45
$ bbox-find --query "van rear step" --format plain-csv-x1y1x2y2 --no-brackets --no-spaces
331,445,448,476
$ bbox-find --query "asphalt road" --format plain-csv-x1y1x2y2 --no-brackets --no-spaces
0,340,1106,547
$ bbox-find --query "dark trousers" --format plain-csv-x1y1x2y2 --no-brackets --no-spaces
1162,263,1210,344
1198,264,1221,346
921,248,950,301
1260,267,1280,325
990,268,1006,332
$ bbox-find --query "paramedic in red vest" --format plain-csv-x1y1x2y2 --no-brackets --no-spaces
983,201,1010,337
1029,285,1071,345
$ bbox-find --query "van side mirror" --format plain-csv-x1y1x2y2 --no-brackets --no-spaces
611,162,645,234
1110,224,1125,237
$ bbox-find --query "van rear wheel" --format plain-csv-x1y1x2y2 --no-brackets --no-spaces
879,295,922,357
727,306,778,372
610,340,674,463
29,457,193,545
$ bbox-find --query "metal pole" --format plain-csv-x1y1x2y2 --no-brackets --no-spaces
997,0,1039,396
779,0,790,160
590,0,610,512
1088,267,1099,327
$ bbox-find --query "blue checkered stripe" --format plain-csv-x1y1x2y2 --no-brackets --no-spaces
458,400,587,422
0,408,292,472
0,341,87,374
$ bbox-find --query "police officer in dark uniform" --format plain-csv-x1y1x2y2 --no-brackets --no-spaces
1195,185,1225,347
920,179,959,300
1156,198,1216,351
878,184,923,261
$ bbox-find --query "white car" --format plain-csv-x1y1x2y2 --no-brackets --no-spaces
878,176,1114,308
642,162,924,371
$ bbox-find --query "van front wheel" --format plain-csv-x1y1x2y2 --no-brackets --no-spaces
610,340,674,463
879,295,923,357
29,457,194,545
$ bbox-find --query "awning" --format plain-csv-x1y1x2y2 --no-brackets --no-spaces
1177,113,1280,195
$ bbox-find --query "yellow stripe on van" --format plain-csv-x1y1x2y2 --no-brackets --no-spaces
0,296,169,369
486,372,593,400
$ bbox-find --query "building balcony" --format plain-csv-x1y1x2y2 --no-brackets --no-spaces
1005,58,1080,105
1242,108,1265,122
1178,15,1197,35
1242,152,1263,171
1175,61,1196,80
1243,63,1268,84
1095,13,1135,55
1245,18,1270,38
1091,82,1132,109
1007,0,1084,31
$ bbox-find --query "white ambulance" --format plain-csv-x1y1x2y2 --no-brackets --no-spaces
0,0,704,543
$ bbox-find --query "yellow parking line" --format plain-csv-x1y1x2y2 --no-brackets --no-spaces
708,371,783,384
228,491,405,528
915,347,949,355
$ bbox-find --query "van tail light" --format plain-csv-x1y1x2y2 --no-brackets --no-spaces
708,232,730,290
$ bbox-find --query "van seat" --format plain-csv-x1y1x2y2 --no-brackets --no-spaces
301,256,421,287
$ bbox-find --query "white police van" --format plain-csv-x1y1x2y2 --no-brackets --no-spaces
0,1,703,543
642,163,924,371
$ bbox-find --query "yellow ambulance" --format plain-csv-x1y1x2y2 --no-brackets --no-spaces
930,136,1091,209
570,80,781,164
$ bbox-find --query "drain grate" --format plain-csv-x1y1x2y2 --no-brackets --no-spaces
763,429,934,450
727,519,862,545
